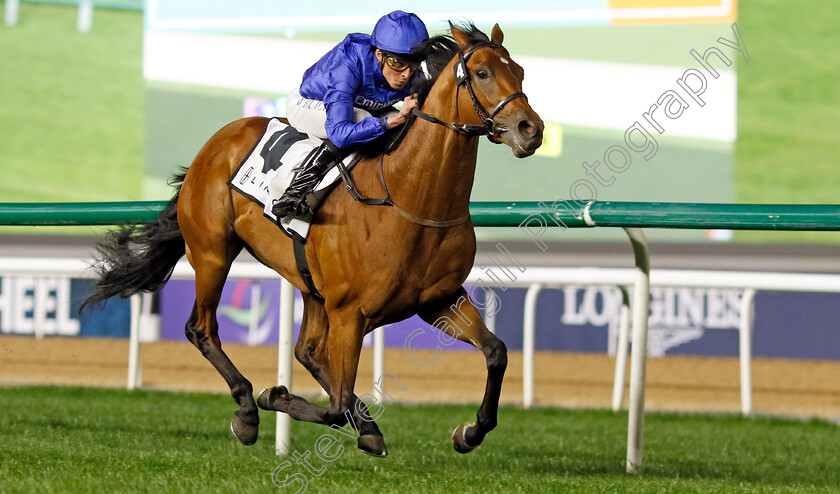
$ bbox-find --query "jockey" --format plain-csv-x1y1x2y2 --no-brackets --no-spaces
272,10,429,218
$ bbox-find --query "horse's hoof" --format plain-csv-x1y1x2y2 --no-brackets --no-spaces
231,416,259,446
357,434,388,458
452,422,478,454
257,386,289,411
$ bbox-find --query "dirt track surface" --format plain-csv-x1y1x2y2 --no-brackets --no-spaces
2,335,839,421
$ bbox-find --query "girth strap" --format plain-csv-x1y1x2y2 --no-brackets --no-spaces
293,235,323,300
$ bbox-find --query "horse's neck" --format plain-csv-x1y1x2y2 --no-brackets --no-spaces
384,81,479,220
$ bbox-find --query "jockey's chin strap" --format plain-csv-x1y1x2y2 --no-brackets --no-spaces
412,41,528,138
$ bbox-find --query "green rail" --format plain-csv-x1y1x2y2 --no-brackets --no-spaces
469,201,840,230
0,201,167,226
2,201,840,231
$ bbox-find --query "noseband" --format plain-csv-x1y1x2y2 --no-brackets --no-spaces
412,41,528,138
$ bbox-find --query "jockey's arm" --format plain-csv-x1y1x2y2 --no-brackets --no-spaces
323,89,386,149
323,58,388,149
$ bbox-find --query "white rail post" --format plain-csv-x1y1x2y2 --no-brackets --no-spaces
127,293,143,390
611,286,631,411
275,280,295,455
484,304,496,334
623,227,650,474
522,283,542,409
34,279,47,340
373,326,385,401
739,288,756,416
139,291,157,342
77,0,93,33
247,282,260,345
5,0,19,26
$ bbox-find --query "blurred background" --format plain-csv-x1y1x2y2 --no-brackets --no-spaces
2,0,838,242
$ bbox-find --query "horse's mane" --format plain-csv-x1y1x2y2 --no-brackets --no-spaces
358,22,489,157
410,22,489,106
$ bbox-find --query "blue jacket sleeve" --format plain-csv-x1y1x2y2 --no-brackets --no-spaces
323,58,387,149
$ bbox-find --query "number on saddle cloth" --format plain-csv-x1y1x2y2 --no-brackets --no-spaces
259,126,310,174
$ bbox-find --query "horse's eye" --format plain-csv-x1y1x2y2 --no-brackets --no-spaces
475,70,489,80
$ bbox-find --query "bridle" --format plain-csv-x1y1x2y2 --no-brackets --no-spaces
338,40,528,227
412,41,528,138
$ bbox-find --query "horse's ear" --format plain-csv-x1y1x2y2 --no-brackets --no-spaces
491,24,504,45
449,22,471,48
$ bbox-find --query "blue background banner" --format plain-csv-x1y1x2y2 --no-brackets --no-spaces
159,280,840,361
0,276,130,338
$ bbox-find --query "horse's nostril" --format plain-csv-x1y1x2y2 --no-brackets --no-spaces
518,120,536,138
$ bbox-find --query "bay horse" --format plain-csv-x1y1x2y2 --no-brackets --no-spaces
84,23,543,456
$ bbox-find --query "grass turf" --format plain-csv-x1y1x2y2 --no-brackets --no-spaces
0,3,144,203
0,386,838,493
733,0,840,243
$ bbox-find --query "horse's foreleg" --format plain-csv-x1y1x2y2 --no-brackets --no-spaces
322,307,366,425
257,296,387,456
419,287,508,453
185,258,260,446
262,306,366,431
295,296,387,456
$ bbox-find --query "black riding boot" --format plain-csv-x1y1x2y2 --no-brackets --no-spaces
272,140,342,218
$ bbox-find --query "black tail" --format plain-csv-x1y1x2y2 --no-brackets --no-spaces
82,172,188,310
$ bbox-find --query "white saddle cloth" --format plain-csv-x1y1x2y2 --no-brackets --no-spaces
227,118,357,240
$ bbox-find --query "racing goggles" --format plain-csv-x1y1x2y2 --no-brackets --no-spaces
383,53,419,72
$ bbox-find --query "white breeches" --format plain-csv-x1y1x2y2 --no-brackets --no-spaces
286,88,376,140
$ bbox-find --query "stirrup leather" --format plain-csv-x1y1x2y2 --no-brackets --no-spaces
272,141,341,217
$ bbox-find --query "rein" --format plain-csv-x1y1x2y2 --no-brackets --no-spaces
336,155,470,228
412,41,528,138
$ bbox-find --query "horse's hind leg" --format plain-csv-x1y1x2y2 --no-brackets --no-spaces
419,287,507,453
258,295,387,456
184,244,260,445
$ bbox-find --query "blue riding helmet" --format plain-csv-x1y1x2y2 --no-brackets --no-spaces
370,10,429,55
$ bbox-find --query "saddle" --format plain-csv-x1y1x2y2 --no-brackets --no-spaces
227,117,410,299
227,118,361,241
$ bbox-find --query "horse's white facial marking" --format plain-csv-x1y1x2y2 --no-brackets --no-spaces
499,57,510,65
